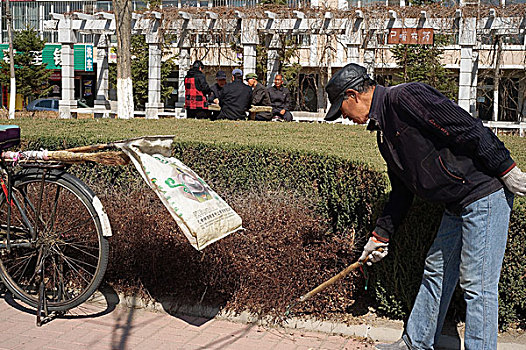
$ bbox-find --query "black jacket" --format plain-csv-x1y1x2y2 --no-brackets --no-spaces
370,83,514,240
251,83,272,120
218,78,252,120
184,68,211,96
208,83,223,103
268,85,291,115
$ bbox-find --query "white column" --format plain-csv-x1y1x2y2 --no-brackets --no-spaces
470,51,479,117
241,19,258,76
178,48,190,117
457,17,477,115
94,34,110,118
266,34,281,85
243,45,256,76
57,18,77,119
59,43,76,119
458,46,474,113
146,42,163,119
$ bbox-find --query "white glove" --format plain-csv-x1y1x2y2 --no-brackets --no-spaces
501,166,526,197
359,236,389,266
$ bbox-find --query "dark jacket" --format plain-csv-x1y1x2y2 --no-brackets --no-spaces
268,85,291,115
184,67,211,110
218,78,252,120
370,83,514,240
208,83,223,104
251,83,272,120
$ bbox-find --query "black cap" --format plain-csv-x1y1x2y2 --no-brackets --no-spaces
324,63,370,121
216,70,227,79
192,60,204,69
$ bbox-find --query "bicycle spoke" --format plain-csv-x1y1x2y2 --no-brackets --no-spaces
7,251,37,284
52,249,93,285
60,242,100,261
43,185,62,236
56,217,96,238
55,250,98,272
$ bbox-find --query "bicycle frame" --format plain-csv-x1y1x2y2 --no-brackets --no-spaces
0,159,66,251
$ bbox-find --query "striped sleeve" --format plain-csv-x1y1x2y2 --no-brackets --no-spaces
396,83,515,176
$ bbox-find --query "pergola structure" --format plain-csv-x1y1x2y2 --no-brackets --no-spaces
44,7,526,127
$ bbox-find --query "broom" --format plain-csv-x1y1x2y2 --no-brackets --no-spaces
46,150,130,166
283,248,383,319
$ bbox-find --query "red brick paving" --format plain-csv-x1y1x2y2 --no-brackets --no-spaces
0,298,373,350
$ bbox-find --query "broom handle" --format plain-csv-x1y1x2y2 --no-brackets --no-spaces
46,150,129,165
298,248,383,303
64,143,115,153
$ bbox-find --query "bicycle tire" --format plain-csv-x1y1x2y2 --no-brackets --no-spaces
0,168,109,312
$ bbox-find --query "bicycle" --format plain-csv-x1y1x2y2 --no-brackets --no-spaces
0,125,114,325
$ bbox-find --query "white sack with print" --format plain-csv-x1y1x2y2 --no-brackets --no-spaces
115,136,242,251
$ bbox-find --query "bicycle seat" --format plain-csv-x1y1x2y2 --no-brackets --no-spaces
0,125,20,150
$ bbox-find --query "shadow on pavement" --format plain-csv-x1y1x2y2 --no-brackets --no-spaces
1,282,120,323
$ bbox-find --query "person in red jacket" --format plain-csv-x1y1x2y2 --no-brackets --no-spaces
184,60,211,119
324,63,526,350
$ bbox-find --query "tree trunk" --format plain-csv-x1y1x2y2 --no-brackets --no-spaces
113,0,134,119
5,0,16,119
493,36,502,122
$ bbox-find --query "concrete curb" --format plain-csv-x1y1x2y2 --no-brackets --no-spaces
109,293,525,350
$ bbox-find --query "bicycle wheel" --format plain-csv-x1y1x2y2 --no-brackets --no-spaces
0,168,109,312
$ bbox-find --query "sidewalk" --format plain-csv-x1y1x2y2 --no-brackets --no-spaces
0,297,370,350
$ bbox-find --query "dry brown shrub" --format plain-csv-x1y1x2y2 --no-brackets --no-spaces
102,187,367,319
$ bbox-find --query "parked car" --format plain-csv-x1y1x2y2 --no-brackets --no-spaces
26,98,59,112
25,98,89,112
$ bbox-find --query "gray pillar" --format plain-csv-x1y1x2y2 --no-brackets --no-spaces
266,34,281,86
241,19,258,76
243,44,256,76
178,48,191,117
363,49,375,76
57,18,77,119
94,34,110,118
458,46,475,113
458,17,477,115
59,43,76,119
146,43,163,119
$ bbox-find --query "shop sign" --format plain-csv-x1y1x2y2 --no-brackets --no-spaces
387,28,434,45
49,71,61,81
0,44,94,71
85,45,93,72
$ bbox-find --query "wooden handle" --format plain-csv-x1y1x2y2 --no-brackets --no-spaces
298,248,383,303
64,143,114,153
299,261,362,302
47,150,129,166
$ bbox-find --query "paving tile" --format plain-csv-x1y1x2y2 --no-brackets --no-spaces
133,338,174,350
0,299,374,350
272,343,299,350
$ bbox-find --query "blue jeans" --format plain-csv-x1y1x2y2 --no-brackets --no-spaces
403,188,514,350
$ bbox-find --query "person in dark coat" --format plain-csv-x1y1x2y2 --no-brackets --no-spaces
245,73,272,121
217,69,252,121
268,74,293,121
208,70,227,120
184,60,211,119
324,63,526,350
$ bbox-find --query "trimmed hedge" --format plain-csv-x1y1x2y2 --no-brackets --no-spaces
18,134,526,330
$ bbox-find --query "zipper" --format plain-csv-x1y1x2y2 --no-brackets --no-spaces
439,156,465,183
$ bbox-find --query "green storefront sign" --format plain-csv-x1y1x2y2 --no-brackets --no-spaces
0,44,93,71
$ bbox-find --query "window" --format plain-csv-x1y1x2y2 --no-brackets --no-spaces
36,100,53,109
